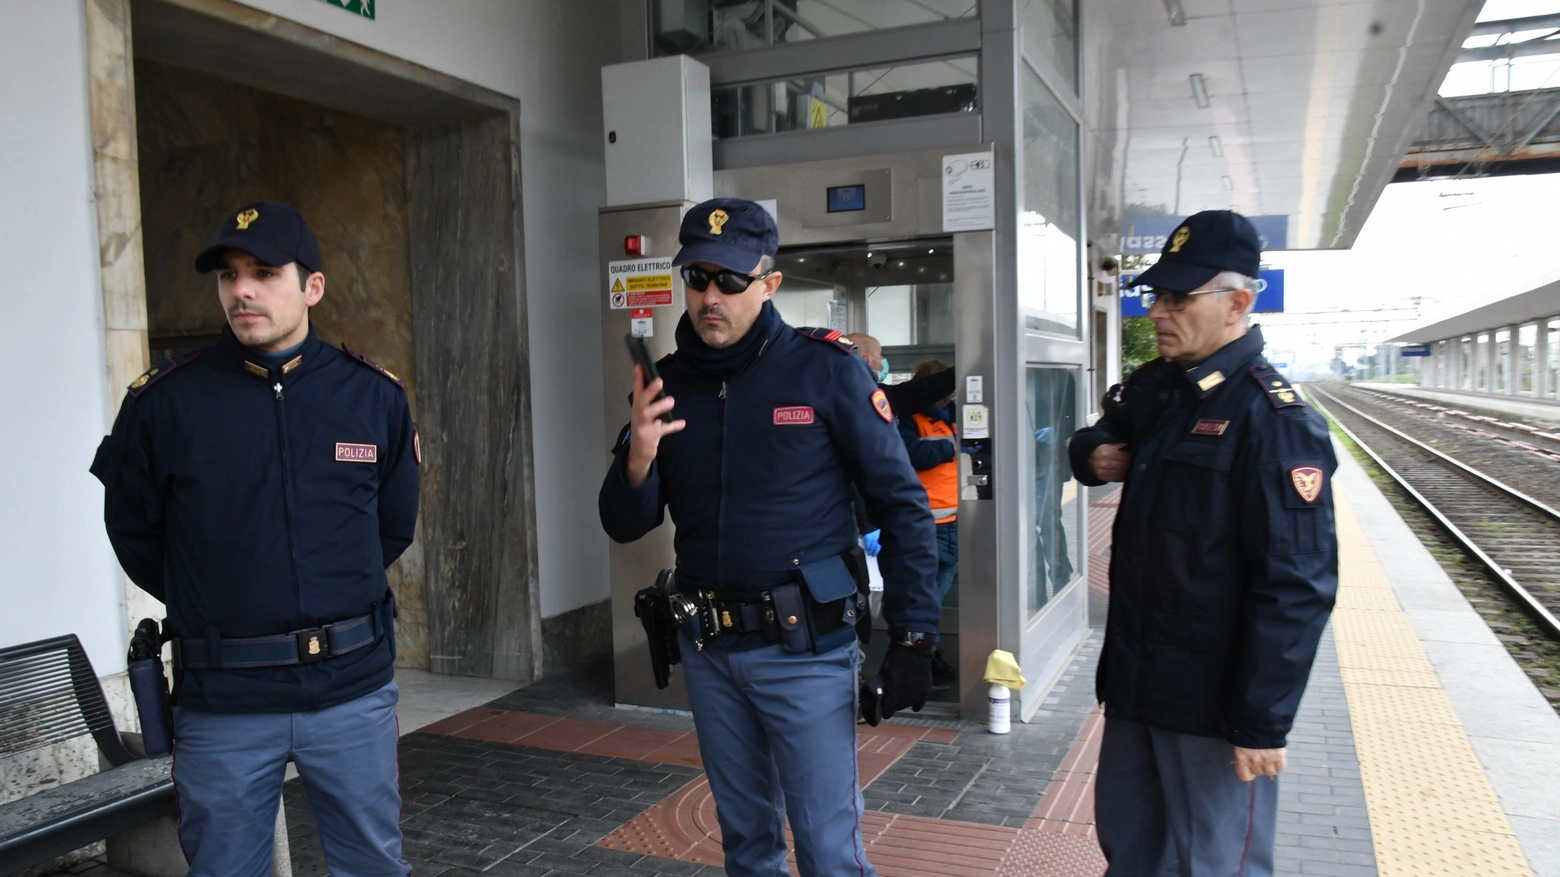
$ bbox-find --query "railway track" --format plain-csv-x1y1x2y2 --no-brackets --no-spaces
1350,386,1560,461
1306,384,1560,643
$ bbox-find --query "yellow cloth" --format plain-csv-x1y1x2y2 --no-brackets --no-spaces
983,650,1026,690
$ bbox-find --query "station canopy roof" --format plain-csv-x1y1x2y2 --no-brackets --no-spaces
1088,0,1481,251
1388,271,1560,343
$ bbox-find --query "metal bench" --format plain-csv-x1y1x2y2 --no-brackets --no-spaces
0,634,174,874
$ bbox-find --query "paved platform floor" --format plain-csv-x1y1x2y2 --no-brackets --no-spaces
54,435,1560,877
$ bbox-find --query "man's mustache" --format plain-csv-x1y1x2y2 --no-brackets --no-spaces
697,305,728,322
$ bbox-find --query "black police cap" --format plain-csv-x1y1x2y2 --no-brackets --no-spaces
194,201,322,275
1133,210,1261,293
673,198,779,273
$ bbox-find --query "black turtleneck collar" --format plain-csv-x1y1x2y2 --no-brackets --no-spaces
673,300,785,379
1181,325,1265,397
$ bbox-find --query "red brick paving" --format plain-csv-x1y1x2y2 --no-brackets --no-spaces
1086,496,1118,596
416,706,503,735
576,724,690,761
456,709,562,744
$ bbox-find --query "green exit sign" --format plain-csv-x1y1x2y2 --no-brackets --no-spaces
319,0,373,18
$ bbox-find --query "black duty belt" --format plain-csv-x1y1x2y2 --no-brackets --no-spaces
683,591,853,642
173,611,382,669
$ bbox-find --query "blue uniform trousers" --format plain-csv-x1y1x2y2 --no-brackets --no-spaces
171,681,408,877
1095,718,1277,877
933,521,958,604
680,637,876,877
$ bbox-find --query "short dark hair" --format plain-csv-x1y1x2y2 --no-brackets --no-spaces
295,262,315,291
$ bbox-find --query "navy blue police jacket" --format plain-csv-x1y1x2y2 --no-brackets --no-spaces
91,326,419,713
598,302,940,647
1067,326,1337,749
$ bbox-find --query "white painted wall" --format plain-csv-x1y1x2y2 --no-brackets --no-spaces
0,4,128,673
229,0,622,617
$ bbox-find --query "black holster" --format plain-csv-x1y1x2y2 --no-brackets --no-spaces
634,569,682,689
842,544,872,643
127,618,174,757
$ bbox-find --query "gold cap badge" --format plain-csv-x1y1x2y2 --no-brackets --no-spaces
1169,226,1190,253
708,209,729,235
235,208,259,230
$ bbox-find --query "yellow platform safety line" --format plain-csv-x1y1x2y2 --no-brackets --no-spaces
1331,493,1534,876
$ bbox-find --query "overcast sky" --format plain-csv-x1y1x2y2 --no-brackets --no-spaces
1254,0,1560,376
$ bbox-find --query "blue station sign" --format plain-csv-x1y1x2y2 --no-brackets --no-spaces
1120,214,1290,254
1400,344,1432,357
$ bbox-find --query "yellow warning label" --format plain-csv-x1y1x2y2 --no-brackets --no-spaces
626,274,672,292
611,278,625,293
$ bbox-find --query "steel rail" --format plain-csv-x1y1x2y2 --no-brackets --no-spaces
1313,386,1560,522
1351,386,1560,454
1304,384,1560,642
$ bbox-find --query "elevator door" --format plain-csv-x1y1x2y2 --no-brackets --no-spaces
772,238,961,707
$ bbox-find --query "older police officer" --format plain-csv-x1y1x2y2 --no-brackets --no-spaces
1069,211,1337,876
599,198,939,877
92,202,418,877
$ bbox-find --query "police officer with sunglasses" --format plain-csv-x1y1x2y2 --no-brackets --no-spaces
599,198,939,877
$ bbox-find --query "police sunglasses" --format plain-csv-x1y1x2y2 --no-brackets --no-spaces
1141,287,1240,312
681,265,774,295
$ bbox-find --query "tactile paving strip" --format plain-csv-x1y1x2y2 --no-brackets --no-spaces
1331,494,1534,877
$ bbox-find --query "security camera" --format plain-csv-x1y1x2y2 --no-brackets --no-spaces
1099,256,1118,273
867,251,889,269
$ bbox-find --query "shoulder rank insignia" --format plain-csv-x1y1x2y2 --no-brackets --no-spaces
1250,362,1304,411
341,343,405,389
794,326,856,353
127,350,199,400
871,387,893,422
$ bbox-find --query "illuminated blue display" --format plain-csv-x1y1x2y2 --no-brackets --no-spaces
826,184,866,213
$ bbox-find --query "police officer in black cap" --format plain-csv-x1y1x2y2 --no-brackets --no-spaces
599,198,939,877
1068,210,1337,876
91,201,419,877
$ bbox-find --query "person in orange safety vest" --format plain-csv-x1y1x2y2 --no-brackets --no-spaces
897,358,960,686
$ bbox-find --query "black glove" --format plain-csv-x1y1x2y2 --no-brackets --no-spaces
877,643,934,719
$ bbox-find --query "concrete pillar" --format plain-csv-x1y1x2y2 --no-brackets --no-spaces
1486,333,1497,392
1508,324,1520,395
1538,319,1551,399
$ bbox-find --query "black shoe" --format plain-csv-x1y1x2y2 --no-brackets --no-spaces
931,650,956,684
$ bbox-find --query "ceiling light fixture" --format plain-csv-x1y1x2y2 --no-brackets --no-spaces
1208,135,1224,157
1221,175,1234,191
1190,73,1210,108
1163,0,1186,26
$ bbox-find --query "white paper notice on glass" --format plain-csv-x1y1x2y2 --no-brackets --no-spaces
942,152,995,232
962,404,990,439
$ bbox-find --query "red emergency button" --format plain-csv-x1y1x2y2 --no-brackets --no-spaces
624,234,645,256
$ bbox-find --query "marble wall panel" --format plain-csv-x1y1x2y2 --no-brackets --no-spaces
409,114,541,682
134,58,428,669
